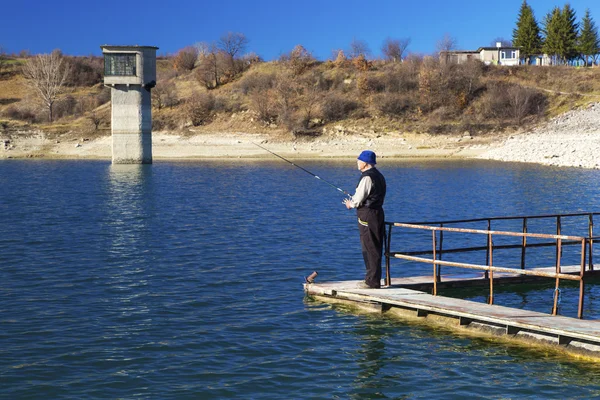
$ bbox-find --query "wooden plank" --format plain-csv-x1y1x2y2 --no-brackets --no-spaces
304,279,600,344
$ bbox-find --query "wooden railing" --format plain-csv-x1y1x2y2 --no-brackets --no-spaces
384,212,600,319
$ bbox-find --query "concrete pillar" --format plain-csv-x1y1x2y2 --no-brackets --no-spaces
101,45,158,164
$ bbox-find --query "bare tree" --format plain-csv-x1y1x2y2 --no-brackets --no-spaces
196,44,227,89
173,46,199,72
381,37,411,62
22,50,70,122
152,80,178,109
436,33,458,53
218,32,249,75
490,37,513,47
280,44,316,75
87,111,105,131
348,38,371,59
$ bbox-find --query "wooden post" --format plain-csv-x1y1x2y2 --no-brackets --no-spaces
438,223,444,281
488,232,494,305
579,239,587,319
521,217,527,269
485,220,491,280
552,238,562,316
432,230,438,296
556,216,562,266
385,224,393,287
589,213,594,271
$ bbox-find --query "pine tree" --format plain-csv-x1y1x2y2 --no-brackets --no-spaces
561,3,579,62
513,0,543,64
578,9,600,66
543,7,563,64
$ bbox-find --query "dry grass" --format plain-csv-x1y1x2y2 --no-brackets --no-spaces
2,56,600,138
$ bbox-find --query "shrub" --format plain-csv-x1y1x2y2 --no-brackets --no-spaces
480,82,546,124
358,73,386,94
280,45,316,75
249,89,276,123
3,105,39,123
95,87,111,106
64,56,103,86
373,93,413,117
214,95,242,113
173,46,199,72
382,64,419,92
53,95,78,119
237,71,276,95
321,94,359,121
185,92,215,126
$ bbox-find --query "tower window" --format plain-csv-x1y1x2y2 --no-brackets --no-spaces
104,53,136,76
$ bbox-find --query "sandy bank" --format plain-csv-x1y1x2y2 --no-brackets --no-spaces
0,130,496,161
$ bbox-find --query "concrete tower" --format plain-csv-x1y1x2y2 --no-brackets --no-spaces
101,45,158,164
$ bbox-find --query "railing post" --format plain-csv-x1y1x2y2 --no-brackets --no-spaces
556,216,562,266
521,217,528,270
385,224,393,287
485,219,491,280
432,230,438,296
552,238,562,316
589,213,594,271
488,232,494,305
579,239,587,319
438,223,444,281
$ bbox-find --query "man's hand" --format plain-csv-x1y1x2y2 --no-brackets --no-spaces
343,198,354,209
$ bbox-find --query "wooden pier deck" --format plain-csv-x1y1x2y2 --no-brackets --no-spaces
304,268,600,360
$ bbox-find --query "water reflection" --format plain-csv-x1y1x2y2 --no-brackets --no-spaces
104,165,153,343
351,319,389,398
106,164,150,254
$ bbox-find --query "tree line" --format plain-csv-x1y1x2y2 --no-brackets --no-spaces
513,0,600,65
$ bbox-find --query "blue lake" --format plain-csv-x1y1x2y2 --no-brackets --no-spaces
2,159,600,399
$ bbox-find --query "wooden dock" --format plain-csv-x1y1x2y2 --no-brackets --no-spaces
304,270,600,360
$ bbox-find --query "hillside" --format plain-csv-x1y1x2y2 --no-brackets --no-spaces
1,54,600,154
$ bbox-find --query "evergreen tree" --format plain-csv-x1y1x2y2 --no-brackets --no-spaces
543,7,564,64
578,9,600,66
513,0,543,64
561,3,579,62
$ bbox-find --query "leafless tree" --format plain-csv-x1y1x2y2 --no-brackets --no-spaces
152,80,178,109
87,111,104,131
173,46,199,72
436,33,458,53
296,72,322,128
490,37,513,47
196,44,228,89
280,44,316,75
22,50,70,122
218,32,249,75
348,38,371,59
381,37,411,62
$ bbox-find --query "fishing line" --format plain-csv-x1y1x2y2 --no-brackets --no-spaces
252,142,350,195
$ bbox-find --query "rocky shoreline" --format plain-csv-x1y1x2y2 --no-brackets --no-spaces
477,103,600,169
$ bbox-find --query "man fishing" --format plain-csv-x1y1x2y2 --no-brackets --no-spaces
343,150,387,289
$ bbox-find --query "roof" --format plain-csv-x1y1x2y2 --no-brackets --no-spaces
477,46,520,51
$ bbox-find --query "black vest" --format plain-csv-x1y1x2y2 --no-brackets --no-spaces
357,167,386,209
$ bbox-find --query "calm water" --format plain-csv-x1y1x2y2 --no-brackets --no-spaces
2,159,600,399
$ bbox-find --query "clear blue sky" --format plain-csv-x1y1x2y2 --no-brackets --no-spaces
1,0,598,59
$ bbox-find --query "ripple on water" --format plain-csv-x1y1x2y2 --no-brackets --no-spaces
2,160,600,398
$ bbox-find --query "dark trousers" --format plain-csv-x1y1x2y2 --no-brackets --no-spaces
357,207,385,288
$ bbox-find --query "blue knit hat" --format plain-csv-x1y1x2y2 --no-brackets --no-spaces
357,150,376,165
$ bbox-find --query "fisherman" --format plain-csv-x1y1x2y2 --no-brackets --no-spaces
343,150,387,289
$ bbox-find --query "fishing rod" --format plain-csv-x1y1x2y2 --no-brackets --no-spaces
252,142,350,195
